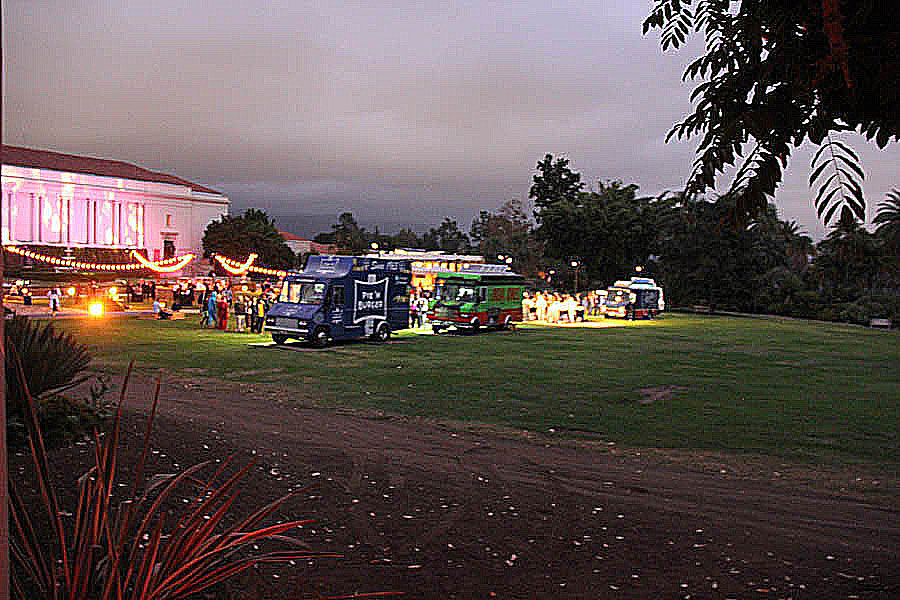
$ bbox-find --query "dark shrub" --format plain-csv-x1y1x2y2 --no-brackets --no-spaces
5,315,96,447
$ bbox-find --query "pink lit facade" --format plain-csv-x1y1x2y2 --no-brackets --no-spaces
2,149,228,262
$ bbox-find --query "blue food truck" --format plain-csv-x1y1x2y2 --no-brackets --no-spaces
264,255,411,347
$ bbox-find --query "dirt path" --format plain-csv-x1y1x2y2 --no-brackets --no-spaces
16,370,900,599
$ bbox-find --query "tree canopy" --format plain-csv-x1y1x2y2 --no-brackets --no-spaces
470,198,543,277
530,155,673,286
644,0,899,225
331,212,369,254
202,209,296,272
422,218,471,254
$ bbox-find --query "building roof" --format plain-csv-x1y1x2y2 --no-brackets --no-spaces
2,145,222,195
277,229,306,242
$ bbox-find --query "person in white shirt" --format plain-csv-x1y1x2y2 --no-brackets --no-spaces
47,287,61,316
535,293,548,322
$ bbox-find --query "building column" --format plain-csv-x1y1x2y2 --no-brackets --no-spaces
31,194,39,242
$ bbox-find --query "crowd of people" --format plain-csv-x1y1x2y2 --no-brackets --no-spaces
521,290,605,323
148,278,278,333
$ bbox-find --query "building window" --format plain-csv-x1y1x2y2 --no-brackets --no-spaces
166,214,172,228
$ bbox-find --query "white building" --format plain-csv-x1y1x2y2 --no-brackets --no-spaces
2,145,229,264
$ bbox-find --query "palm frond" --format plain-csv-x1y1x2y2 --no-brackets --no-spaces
810,134,866,226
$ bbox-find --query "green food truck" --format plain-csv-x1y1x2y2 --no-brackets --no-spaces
427,264,524,333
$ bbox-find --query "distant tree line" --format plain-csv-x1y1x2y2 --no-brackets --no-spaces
311,202,546,278
530,154,900,325
204,157,900,326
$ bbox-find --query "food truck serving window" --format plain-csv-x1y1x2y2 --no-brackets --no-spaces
280,280,327,304
439,283,477,302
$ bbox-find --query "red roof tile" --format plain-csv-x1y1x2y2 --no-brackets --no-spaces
277,229,306,241
2,145,222,195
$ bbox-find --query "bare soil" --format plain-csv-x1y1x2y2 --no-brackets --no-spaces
11,370,899,599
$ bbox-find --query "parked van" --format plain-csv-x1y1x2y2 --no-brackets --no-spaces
603,277,664,319
265,255,411,346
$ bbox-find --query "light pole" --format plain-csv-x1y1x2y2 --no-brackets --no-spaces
570,260,580,293
371,242,380,256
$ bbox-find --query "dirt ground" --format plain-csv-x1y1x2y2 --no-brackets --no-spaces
11,369,899,599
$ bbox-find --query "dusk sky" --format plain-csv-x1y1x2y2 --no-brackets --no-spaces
4,0,898,240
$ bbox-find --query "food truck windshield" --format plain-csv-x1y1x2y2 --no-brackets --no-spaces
605,288,631,306
279,280,327,304
435,283,478,303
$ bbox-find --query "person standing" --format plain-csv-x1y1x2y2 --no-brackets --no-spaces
217,293,229,330
252,293,266,333
416,294,428,328
207,290,218,329
233,296,247,332
47,287,61,316
535,292,547,322
409,292,419,328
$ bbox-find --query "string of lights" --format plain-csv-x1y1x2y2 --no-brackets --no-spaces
4,245,288,277
4,245,194,272
214,253,288,277
213,253,258,275
130,250,195,273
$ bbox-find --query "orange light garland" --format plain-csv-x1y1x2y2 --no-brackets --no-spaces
4,245,194,273
214,253,258,275
214,253,287,277
130,250,195,273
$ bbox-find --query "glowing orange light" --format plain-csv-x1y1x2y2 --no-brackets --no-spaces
88,302,103,316
3,245,195,273
131,250,195,273
67,287,76,296
214,253,258,275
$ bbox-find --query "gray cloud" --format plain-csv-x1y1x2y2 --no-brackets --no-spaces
4,0,898,239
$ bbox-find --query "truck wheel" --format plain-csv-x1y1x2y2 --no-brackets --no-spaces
311,326,330,348
432,325,444,334
372,322,391,342
469,319,480,334
272,334,288,345
502,315,512,330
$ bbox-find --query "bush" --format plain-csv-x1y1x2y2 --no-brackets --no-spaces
5,315,99,448
5,315,92,413
6,393,108,450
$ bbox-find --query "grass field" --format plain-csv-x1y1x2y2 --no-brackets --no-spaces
53,313,899,465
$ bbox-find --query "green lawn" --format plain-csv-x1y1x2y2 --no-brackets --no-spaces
54,313,900,465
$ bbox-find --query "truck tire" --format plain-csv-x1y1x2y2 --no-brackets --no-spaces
432,324,444,334
272,334,288,345
372,322,391,342
311,326,330,348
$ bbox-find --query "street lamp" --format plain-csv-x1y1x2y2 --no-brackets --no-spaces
371,242,380,256
570,260,580,293
635,265,643,273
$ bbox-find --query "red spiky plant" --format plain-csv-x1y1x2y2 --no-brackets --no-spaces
8,360,340,600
